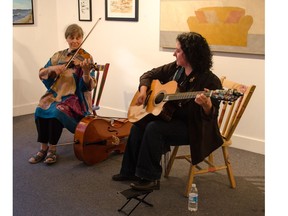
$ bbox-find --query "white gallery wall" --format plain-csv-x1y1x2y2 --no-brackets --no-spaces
13,0,265,154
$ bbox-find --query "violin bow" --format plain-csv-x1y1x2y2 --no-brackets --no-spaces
65,17,102,69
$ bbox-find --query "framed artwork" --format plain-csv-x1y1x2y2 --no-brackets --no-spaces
13,0,34,25
78,0,92,21
105,0,139,22
160,0,264,55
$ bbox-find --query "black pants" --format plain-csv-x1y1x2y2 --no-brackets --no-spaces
35,117,64,145
120,118,189,181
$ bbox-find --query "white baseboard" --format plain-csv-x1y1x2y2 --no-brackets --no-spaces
231,134,265,155
13,104,265,155
13,104,129,117
94,106,128,118
13,103,37,116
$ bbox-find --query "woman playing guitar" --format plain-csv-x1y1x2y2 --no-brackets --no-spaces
112,32,224,191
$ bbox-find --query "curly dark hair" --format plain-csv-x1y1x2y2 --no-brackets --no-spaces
176,32,213,73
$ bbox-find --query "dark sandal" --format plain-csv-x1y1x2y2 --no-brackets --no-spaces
28,149,48,164
44,150,57,164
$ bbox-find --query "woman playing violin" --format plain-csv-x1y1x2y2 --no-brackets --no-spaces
29,24,97,165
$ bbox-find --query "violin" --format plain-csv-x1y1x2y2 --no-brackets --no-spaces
74,115,132,165
63,49,95,69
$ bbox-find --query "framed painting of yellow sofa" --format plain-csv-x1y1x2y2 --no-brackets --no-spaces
160,0,264,55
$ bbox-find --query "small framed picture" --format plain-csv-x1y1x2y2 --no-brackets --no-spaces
13,0,34,25
105,0,139,22
78,0,92,21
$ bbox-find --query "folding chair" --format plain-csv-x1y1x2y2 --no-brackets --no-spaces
118,188,153,216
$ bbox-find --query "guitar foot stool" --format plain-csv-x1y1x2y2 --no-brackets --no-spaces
118,188,153,216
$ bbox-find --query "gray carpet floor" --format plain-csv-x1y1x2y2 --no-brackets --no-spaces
13,114,265,216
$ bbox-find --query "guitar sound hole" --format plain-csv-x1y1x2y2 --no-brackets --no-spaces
155,93,164,104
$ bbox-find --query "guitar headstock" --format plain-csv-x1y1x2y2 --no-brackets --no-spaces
211,89,243,102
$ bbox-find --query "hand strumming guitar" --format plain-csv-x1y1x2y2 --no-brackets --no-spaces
136,85,148,106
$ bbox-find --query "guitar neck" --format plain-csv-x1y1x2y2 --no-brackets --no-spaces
128,79,242,123
163,91,211,102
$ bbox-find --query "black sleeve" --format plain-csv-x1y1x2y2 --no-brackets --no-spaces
138,61,179,90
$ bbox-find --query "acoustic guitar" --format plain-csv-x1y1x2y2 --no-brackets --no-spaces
128,79,243,122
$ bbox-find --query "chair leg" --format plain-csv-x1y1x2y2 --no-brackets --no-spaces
222,146,236,188
184,164,195,197
208,153,214,166
164,146,179,177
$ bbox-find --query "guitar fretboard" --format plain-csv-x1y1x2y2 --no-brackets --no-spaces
163,91,212,101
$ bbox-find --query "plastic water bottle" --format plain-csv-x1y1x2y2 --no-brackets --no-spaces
188,183,198,211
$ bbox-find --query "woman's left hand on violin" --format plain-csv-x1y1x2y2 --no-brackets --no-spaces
80,58,94,74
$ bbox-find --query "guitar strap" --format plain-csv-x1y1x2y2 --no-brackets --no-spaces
172,67,184,82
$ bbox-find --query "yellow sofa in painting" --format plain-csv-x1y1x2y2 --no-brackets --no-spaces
187,7,253,47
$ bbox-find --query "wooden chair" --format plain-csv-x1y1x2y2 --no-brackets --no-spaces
164,76,256,197
91,63,110,116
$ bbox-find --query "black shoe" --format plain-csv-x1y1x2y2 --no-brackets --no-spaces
130,179,160,191
112,173,140,181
